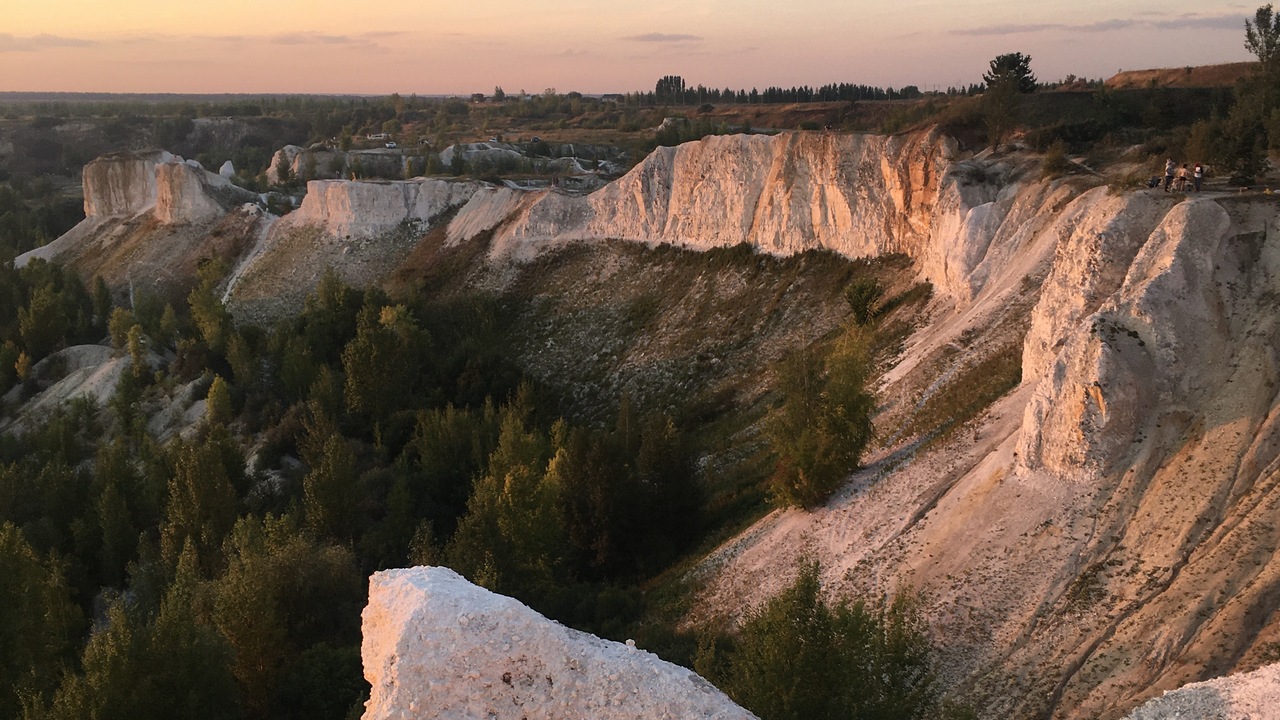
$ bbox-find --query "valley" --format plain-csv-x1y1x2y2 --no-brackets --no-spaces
1,67,1279,720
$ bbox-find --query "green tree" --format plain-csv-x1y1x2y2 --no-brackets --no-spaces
767,328,875,508
211,515,362,718
1247,5,1280,76
159,431,243,573
446,404,565,600
983,52,1037,94
33,548,242,720
341,301,425,433
704,562,937,720
0,523,81,719
300,414,358,544
272,150,293,187
206,375,233,427
91,276,112,332
844,278,884,326
1220,5,1280,182
127,324,149,381
188,258,231,355
18,284,68,361
108,307,138,350
407,400,501,534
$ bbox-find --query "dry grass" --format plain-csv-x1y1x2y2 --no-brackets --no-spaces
1105,62,1258,90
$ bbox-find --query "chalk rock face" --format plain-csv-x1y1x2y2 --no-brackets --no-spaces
452,130,1061,302
79,150,254,227
154,161,235,224
488,131,953,261
361,567,756,720
219,160,235,178
439,142,525,168
1021,188,1179,384
266,144,305,185
81,150,172,217
1124,663,1280,719
1018,198,1269,476
238,131,1055,306
278,178,481,240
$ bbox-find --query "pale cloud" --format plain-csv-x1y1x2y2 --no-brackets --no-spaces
270,32,385,45
622,33,703,42
0,33,95,52
954,13,1244,36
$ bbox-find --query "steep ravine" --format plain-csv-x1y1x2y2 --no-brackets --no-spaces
27,131,1280,718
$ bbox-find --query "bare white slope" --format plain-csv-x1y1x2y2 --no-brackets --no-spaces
361,567,755,720
692,190,1280,719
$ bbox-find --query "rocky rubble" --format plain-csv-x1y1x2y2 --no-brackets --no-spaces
1123,662,1280,719
361,567,755,720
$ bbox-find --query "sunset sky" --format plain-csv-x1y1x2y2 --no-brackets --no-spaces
0,1,1258,95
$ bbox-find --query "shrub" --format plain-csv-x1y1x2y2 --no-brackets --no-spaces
844,278,884,326
700,561,938,720
767,327,875,508
1040,138,1071,179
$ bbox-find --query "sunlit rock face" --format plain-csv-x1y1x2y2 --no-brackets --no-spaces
278,178,481,240
80,150,171,218
360,566,756,720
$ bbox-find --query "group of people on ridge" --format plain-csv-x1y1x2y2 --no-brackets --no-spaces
1161,158,1204,192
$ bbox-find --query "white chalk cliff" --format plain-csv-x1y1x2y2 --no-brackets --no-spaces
35,131,1280,719
361,567,755,720
225,129,1041,312
16,150,264,297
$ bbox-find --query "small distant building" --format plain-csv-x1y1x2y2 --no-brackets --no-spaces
367,132,390,141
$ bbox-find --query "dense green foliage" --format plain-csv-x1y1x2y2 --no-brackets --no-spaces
0,251,717,718
697,563,939,720
983,53,1038,95
767,326,876,508
0,258,100,395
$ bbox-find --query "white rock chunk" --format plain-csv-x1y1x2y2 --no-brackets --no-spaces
361,566,756,720
1124,662,1280,719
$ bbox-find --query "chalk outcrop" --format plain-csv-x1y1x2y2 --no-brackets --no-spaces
455,131,1051,303
278,178,481,240
80,150,172,218
1123,662,1280,719
361,567,755,720
213,130,1071,317
16,150,266,302
692,183,1280,720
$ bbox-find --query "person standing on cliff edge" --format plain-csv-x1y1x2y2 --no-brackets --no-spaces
1194,162,1204,192
1164,158,1176,192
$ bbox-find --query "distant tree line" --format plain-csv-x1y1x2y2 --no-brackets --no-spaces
642,75,976,107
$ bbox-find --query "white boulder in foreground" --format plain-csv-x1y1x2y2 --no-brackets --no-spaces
361,567,755,720
1124,662,1280,719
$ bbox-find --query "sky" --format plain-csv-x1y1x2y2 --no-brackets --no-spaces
0,1,1260,95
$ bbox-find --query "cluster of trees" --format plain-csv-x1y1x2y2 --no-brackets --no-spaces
0,251,720,717
0,182,84,260
0,258,104,396
696,562,945,720
648,75,936,107
1189,4,1280,182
